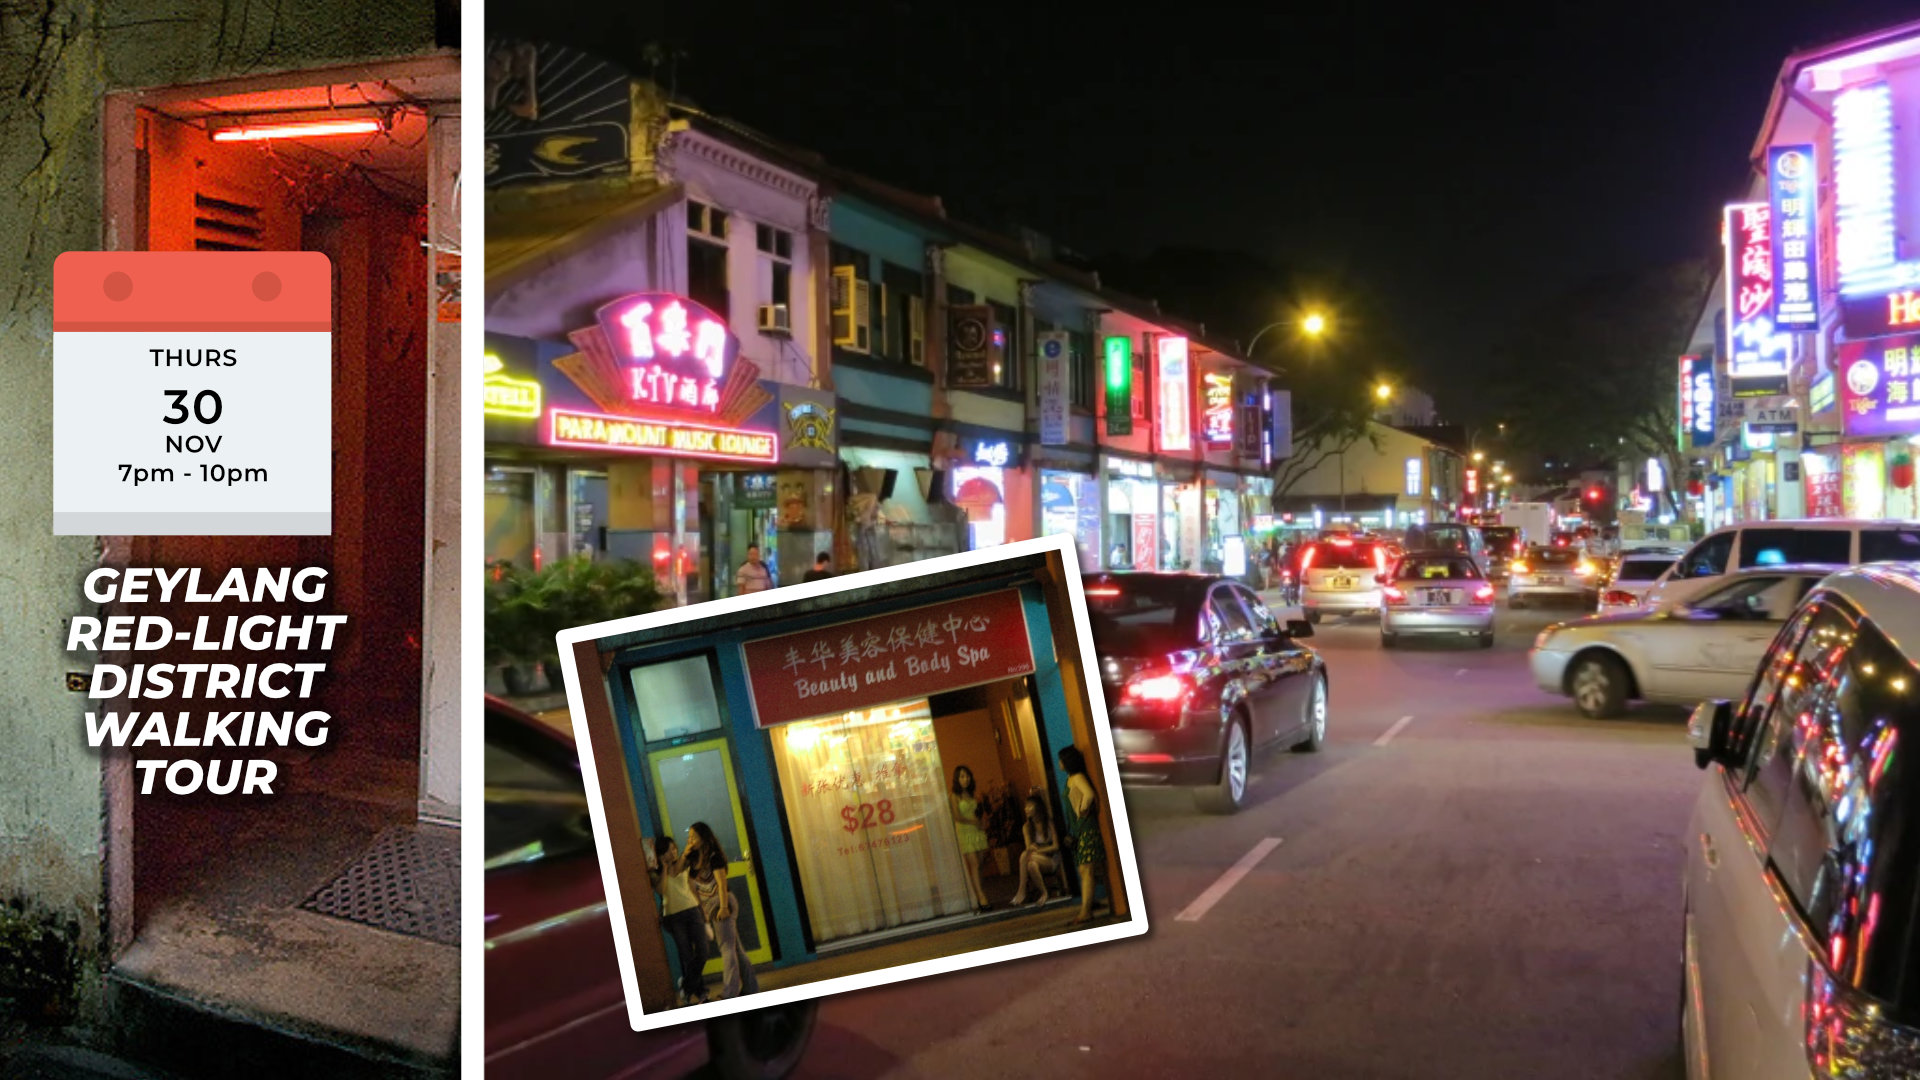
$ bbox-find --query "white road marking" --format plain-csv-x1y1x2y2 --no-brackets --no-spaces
1174,838,1283,923
1374,714,1416,747
1456,668,1468,677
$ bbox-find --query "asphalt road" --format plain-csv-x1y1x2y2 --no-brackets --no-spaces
792,596,1703,1080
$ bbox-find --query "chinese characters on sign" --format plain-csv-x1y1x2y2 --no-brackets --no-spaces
594,293,737,415
743,589,1036,726
1724,203,1790,397
1038,331,1068,446
1679,355,1715,448
1201,371,1234,449
1155,336,1192,452
1767,146,1819,329
1838,333,1920,439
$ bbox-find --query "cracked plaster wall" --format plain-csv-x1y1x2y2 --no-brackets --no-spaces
0,0,434,1022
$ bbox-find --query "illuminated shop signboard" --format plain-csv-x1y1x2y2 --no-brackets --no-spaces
1766,145,1819,329
1103,335,1134,437
1810,371,1835,415
1834,83,1920,339
594,292,739,415
1839,333,1920,438
1201,370,1234,448
1724,203,1790,396
1155,335,1191,452
1404,457,1422,497
483,354,542,418
1679,354,1714,448
547,407,778,463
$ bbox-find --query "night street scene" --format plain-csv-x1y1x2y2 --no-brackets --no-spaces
485,3,1920,1079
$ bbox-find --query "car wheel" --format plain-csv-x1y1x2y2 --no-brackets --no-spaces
1380,628,1397,648
1306,610,1322,625
707,999,819,1080
1478,630,1494,649
1195,716,1250,814
1509,595,1526,610
1292,673,1328,753
1569,652,1628,719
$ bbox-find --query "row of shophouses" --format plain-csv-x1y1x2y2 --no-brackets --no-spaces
485,40,1477,602
1678,18,1920,528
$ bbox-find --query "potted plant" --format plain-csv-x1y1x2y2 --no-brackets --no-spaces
485,556,666,695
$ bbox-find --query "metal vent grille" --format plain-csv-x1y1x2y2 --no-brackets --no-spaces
300,824,459,945
193,192,264,251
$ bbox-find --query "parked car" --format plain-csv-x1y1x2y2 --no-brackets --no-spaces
1083,572,1327,814
1642,518,1920,611
1380,551,1496,648
1596,546,1684,612
1482,526,1523,580
1681,562,1920,1079
1529,566,1827,719
1299,536,1390,623
1507,545,1600,608
485,696,818,1080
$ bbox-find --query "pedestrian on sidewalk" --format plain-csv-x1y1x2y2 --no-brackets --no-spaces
734,544,772,594
649,835,711,1005
1057,745,1107,926
686,821,758,998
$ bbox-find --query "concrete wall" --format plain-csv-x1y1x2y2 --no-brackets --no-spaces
1285,422,1435,499
0,0,439,1019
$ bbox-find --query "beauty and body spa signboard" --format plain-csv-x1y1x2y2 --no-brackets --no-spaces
742,589,1035,726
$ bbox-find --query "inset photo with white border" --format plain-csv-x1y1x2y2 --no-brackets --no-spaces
527,533,1146,1033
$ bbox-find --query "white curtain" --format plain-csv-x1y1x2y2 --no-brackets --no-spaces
771,699,973,942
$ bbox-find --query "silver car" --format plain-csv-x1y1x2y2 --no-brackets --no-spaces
1300,537,1388,624
1596,546,1684,613
1381,552,1495,648
1508,544,1600,608
1529,566,1827,718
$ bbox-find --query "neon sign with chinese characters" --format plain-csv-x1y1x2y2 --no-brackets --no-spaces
483,354,542,419
1155,336,1191,452
1834,83,1920,338
1201,371,1234,448
1839,333,1920,438
1724,203,1789,396
1766,146,1819,329
593,293,738,415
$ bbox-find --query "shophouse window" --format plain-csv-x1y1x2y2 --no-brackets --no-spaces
989,300,1019,391
687,200,730,316
947,284,974,306
756,223,793,308
881,263,925,365
1068,329,1094,409
830,242,869,280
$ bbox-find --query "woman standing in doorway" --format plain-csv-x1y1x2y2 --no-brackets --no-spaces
686,821,758,998
1057,746,1107,926
949,765,992,912
649,835,710,1005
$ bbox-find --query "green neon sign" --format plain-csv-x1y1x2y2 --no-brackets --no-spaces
1104,336,1133,436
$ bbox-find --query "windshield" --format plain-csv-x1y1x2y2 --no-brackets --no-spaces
1525,548,1581,567
1304,542,1380,570
1084,578,1202,655
1484,527,1519,549
1396,557,1481,581
1616,559,1673,582
1409,526,1473,552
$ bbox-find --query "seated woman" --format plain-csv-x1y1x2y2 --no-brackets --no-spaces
1009,794,1061,906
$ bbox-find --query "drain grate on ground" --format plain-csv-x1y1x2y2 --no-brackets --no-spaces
300,824,460,945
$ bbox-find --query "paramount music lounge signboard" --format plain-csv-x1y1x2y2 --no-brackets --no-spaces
741,588,1035,725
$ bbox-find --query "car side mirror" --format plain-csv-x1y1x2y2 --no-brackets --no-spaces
1283,618,1314,640
1687,699,1734,770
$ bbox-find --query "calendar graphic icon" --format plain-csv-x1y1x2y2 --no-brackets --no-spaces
51,251,333,536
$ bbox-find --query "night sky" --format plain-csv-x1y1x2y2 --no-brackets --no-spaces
490,1,1920,396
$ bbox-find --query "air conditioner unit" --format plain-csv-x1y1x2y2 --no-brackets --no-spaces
758,303,791,335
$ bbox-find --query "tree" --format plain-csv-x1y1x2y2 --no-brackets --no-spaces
1480,259,1714,514
1095,247,1404,497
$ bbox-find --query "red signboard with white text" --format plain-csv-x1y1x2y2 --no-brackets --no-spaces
742,589,1035,726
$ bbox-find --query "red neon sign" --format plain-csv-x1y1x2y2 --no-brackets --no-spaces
1730,204,1774,324
546,407,777,463
1201,371,1234,448
594,293,738,416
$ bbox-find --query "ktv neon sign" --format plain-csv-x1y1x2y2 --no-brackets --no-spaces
594,293,739,415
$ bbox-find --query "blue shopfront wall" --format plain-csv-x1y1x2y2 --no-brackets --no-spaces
602,579,1076,977
826,197,940,444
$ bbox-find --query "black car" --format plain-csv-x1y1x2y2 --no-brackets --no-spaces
1083,572,1328,814
1482,526,1522,579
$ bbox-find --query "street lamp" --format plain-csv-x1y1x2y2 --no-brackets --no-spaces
1243,309,1332,364
1374,382,1393,403
1472,450,1485,463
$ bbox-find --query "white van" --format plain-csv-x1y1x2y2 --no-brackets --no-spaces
1641,519,1920,611
1682,563,1920,1078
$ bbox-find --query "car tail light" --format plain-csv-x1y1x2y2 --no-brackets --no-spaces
1602,590,1639,607
1382,585,1408,605
1512,540,1523,553
1282,569,1294,582
1473,584,1496,602
1085,586,1121,597
1576,561,1596,577
1123,670,1192,707
1373,546,1388,574
1300,546,1316,572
